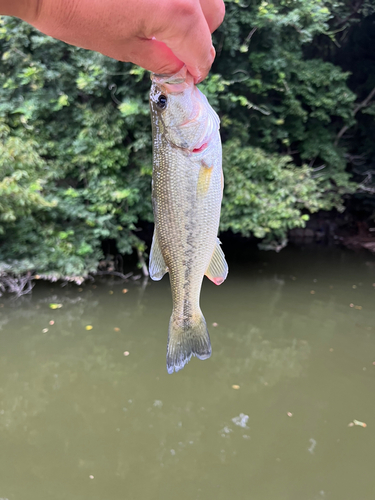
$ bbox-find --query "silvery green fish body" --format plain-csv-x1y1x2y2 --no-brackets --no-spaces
149,66,228,374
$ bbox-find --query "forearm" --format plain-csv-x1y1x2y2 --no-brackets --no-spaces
0,0,38,21
0,0,224,82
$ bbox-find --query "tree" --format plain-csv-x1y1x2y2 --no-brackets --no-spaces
0,0,374,283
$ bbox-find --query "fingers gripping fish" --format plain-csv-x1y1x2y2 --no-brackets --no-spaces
149,66,228,374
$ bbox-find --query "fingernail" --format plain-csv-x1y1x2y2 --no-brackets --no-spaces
210,45,216,61
194,71,203,84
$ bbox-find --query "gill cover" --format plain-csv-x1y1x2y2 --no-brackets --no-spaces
150,66,220,152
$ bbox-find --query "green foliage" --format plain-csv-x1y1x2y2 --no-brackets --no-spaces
221,140,345,241
0,0,374,279
0,17,153,278
0,124,54,229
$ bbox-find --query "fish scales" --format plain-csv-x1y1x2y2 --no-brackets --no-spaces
149,66,228,374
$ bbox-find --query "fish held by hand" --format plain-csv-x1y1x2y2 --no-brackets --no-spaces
149,66,228,374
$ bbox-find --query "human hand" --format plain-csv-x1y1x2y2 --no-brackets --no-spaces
12,0,225,82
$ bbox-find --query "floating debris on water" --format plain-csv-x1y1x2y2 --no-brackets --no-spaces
153,400,163,408
49,320,54,325
109,291,114,295
122,289,128,294
232,413,249,428
308,438,317,454
212,322,218,327
85,325,93,330
220,426,233,437
287,412,293,417
232,385,240,390
89,475,94,479
114,327,120,332
310,290,315,294
123,351,130,356
353,419,367,428
49,303,62,309
348,419,367,428
42,328,48,333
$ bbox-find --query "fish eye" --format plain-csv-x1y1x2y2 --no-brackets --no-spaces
156,94,167,110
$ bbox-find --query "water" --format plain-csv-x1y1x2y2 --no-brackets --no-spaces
0,247,374,500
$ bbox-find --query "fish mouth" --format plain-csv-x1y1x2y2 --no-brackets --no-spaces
151,66,193,95
151,65,219,154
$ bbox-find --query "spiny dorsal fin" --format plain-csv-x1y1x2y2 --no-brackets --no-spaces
205,238,228,285
149,231,168,281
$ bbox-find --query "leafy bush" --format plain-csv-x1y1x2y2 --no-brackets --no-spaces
0,0,373,279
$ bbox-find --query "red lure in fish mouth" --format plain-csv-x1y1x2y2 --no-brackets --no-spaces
192,142,208,153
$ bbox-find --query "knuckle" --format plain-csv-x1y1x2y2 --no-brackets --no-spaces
210,1,225,31
217,1,225,24
170,0,197,20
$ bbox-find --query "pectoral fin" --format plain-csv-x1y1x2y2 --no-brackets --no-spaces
149,231,168,281
205,239,228,285
197,161,213,198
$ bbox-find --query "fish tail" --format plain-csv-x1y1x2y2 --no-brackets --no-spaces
166,312,211,374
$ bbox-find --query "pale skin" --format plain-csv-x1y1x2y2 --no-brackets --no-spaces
0,0,225,82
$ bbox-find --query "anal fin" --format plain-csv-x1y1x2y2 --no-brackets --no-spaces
205,238,228,285
149,231,168,281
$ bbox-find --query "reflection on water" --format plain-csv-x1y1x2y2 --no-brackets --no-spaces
0,247,374,500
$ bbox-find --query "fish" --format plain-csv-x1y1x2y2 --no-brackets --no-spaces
149,66,228,374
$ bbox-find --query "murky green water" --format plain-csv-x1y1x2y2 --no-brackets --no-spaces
0,247,374,500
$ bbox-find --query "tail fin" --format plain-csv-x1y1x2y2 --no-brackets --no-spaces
166,313,212,374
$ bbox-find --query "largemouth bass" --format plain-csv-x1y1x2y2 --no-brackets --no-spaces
149,66,228,374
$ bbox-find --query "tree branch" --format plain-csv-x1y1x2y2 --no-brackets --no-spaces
93,271,133,280
335,0,363,28
335,87,375,146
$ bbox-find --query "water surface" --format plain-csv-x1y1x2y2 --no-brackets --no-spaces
0,247,374,500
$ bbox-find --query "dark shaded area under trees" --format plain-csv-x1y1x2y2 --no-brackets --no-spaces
1,0,375,293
